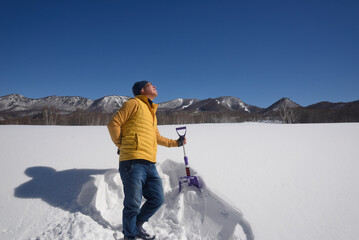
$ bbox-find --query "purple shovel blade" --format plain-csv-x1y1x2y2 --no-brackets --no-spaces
179,175,201,192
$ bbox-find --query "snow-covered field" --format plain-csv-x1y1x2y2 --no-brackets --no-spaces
0,123,358,240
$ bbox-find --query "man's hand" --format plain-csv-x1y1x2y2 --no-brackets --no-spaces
177,136,186,147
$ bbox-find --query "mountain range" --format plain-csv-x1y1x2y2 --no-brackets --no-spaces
0,94,129,116
0,94,296,115
1,94,358,124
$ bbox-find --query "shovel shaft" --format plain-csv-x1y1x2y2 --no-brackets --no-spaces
182,144,187,158
176,126,202,192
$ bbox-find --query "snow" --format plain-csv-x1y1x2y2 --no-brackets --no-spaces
1,123,359,240
158,99,184,109
217,97,250,113
89,96,130,113
181,100,193,110
239,102,249,113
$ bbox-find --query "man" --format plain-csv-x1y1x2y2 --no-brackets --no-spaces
107,81,185,240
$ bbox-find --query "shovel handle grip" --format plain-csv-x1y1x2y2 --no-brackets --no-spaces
176,126,187,137
184,156,189,165
186,167,191,176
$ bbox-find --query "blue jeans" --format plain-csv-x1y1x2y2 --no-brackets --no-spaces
119,160,164,238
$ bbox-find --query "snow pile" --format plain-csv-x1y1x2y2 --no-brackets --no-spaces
75,160,252,240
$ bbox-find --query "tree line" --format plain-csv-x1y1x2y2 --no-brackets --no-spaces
0,107,113,125
1,104,359,125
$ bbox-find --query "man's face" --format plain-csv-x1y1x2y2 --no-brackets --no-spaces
141,82,158,100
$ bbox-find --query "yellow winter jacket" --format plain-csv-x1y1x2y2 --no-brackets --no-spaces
107,95,178,163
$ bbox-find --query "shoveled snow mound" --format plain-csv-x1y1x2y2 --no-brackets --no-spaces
75,160,253,240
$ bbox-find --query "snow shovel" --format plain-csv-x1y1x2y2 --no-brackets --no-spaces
176,126,201,192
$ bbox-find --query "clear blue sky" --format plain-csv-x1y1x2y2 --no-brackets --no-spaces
1,0,358,107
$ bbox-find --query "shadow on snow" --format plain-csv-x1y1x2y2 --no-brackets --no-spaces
13,166,119,231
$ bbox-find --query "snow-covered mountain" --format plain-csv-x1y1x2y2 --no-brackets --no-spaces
158,98,200,111
0,94,92,114
87,96,130,113
186,96,262,113
158,96,262,113
264,97,301,113
0,94,130,115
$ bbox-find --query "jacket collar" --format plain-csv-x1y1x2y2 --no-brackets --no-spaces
135,95,158,112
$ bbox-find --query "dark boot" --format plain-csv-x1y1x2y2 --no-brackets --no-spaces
136,222,155,240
